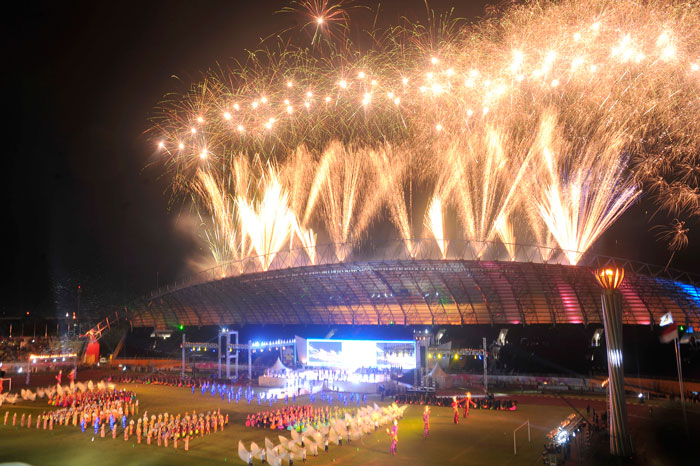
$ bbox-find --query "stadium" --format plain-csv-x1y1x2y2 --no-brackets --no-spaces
129,239,700,329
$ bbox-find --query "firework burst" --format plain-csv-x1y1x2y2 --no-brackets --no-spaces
152,0,700,271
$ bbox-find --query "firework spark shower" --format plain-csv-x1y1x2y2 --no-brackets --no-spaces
153,0,700,270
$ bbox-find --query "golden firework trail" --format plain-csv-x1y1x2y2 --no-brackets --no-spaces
236,167,298,271
424,194,447,259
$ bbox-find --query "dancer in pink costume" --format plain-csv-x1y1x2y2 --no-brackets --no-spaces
386,419,399,455
423,406,430,438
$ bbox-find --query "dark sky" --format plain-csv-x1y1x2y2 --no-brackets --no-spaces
6,1,699,319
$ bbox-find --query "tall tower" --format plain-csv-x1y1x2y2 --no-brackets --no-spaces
594,267,633,457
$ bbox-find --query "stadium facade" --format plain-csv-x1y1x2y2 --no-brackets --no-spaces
127,240,700,330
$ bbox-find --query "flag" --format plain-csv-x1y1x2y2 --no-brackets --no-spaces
660,323,678,343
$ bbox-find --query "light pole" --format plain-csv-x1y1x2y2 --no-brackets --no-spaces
482,337,488,393
594,267,633,457
181,333,186,379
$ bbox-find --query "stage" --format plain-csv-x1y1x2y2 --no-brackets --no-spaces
259,368,396,395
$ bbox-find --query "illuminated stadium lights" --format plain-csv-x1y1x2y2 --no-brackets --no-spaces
428,348,488,358
608,349,623,366
249,339,295,348
29,353,77,361
182,342,218,351
546,413,584,448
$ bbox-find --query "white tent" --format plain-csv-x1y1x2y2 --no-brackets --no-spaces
270,357,289,373
428,363,450,388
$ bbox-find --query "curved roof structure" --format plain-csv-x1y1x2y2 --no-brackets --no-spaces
129,240,700,329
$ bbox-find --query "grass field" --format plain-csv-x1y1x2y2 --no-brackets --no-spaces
0,383,575,466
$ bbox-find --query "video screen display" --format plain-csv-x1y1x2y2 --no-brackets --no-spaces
306,339,416,369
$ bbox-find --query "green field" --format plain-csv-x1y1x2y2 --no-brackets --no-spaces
0,383,573,466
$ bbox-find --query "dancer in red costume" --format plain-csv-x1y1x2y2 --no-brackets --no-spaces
451,396,460,424
462,391,476,418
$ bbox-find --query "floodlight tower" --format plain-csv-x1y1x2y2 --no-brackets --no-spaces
594,267,633,457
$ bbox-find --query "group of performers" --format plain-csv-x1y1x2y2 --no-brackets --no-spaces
48,387,136,410
451,392,477,423
72,389,137,439
2,387,138,440
134,409,228,448
117,374,204,387
245,404,347,432
3,409,72,431
2,369,522,459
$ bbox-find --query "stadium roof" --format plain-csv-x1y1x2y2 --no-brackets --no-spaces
127,240,700,329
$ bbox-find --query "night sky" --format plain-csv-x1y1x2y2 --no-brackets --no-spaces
6,1,699,320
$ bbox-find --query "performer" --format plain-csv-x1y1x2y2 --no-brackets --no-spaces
55,369,62,385
462,392,476,419
451,396,460,424
386,419,399,456
423,406,430,439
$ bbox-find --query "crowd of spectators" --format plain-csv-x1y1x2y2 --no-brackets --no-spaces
0,337,53,362
0,336,82,363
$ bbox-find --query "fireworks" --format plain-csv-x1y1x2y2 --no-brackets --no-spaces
153,0,700,271
424,194,446,259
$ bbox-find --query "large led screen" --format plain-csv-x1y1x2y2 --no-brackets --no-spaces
306,339,416,369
